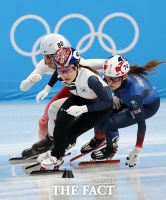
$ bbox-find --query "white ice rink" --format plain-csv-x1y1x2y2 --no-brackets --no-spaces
0,101,166,200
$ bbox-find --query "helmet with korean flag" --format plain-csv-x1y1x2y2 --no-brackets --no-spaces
103,55,130,77
53,47,80,68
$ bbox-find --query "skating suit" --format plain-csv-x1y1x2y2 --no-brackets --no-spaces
95,75,160,148
52,67,113,157
20,58,105,138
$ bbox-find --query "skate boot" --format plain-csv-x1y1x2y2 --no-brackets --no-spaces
31,134,54,154
65,142,76,152
40,153,64,170
81,137,105,154
21,134,54,160
91,146,118,160
21,148,37,160
37,150,52,164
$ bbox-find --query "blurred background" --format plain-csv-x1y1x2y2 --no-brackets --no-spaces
1,0,166,101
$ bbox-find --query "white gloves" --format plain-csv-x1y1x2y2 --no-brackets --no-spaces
36,85,52,103
126,146,142,167
27,74,42,83
112,94,123,109
66,105,88,117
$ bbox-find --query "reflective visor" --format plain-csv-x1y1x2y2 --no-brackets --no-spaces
57,66,75,75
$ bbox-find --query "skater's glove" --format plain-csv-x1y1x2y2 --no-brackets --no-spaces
112,94,123,109
126,146,142,167
27,74,42,83
36,84,52,103
66,105,88,117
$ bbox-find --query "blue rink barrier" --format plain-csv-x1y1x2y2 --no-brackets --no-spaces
0,0,166,101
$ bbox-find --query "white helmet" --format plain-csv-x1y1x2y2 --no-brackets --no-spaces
40,33,71,55
103,55,130,77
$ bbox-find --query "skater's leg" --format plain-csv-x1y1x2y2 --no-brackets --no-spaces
22,87,70,159
80,122,105,154
51,95,83,157
81,104,128,154
38,86,70,139
66,106,112,147
48,98,67,137
40,96,113,169
91,98,160,160
29,98,67,156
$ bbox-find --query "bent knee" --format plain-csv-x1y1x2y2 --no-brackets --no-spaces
104,117,118,132
39,117,48,126
48,103,59,118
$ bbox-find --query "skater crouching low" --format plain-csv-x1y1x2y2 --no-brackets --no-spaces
36,46,114,169
81,55,165,167
20,33,109,159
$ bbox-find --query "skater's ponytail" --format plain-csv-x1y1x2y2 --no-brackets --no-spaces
128,59,165,78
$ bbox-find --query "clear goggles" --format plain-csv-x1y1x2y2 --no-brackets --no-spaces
57,66,75,75
105,75,122,83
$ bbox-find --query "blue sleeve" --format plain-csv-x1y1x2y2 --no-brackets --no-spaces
87,75,112,112
128,95,146,148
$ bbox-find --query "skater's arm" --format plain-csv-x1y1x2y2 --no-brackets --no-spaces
128,95,146,148
47,69,59,87
80,58,105,71
20,59,48,91
125,95,145,168
87,75,112,112
36,70,60,103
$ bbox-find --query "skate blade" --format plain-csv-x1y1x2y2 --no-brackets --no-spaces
23,163,41,174
30,169,66,176
24,163,40,170
22,154,39,160
9,157,37,164
70,142,106,162
78,159,120,165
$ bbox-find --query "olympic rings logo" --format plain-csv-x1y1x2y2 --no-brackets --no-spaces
10,13,139,67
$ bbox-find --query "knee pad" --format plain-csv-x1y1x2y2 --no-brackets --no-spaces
103,117,119,134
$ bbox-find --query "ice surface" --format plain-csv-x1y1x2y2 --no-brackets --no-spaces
0,102,166,200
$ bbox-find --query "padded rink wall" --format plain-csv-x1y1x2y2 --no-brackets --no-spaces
0,0,166,101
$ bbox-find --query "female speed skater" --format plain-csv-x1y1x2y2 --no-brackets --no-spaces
20,33,111,159
36,46,114,169
80,55,165,167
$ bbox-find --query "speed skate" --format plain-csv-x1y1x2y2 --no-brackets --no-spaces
9,147,39,164
70,142,120,165
9,156,37,164
24,152,71,175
